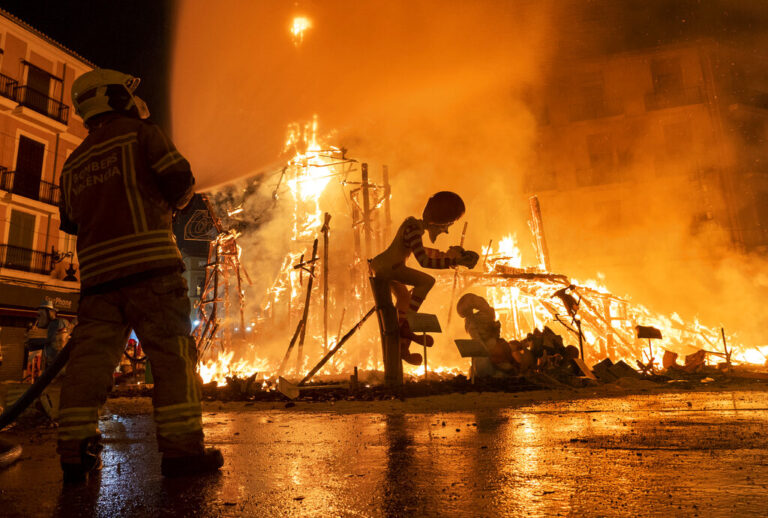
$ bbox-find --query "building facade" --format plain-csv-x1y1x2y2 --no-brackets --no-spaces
0,10,93,381
527,41,768,284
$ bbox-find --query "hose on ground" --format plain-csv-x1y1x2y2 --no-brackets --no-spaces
0,437,22,469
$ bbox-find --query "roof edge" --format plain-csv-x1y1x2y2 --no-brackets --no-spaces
0,8,96,68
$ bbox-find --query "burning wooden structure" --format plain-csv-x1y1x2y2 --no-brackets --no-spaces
192,119,765,391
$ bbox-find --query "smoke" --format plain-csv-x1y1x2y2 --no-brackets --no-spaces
172,0,768,370
171,0,558,370
171,0,555,237
535,0,768,348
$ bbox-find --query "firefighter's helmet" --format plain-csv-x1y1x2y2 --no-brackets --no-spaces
71,68,150,122
422,191,465,224
38,299,55,311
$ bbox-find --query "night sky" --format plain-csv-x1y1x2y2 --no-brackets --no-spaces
0,0,173,130
2,0,766,138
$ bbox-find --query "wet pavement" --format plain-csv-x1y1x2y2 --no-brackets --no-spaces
2,389,768,517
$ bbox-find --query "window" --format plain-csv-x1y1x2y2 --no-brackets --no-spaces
14,135,44,200
27,66,50,97
7,209,35,269
585,132,615,185
651,58,683,94
24,64,52,114
572,81,608,121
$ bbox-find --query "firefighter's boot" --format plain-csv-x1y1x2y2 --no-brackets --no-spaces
60,436,103,485
161,447,224,478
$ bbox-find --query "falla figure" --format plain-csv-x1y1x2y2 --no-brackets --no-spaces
371,191,479,365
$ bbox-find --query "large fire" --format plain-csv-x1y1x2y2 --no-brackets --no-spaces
194,120,768,388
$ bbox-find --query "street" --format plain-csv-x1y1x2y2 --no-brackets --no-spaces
1,388,768,517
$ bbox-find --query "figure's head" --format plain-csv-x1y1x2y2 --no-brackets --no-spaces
422,191,465,242
71,68,150,125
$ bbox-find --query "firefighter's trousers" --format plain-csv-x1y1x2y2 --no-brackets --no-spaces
57,271,203,464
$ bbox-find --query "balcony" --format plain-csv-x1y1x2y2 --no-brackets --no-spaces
0,169,61,206
645,85,704,111
14,86,69,124
570,100,623,122
0,73,17,101
0,244,52,276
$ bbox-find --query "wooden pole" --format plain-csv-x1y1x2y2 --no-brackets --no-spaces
446,221,468,326
331,308,346,369
212,240,219,330
296,239,319,373
321,213,331,355
528,195,551,271
482,239,493,270
383,165,392,242
236,262,245,333
351,191,363,294
721,327,731,366
278,239,319,376
299,307,375,386
362,163,372,260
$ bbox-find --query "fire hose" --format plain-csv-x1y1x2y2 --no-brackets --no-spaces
0,339,75,468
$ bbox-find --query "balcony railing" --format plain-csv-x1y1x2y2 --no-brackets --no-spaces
570,100,624,122
644,85,704,111
39,179,61,205
0,166,9,190
0,169,61,206
734,88,768,111
0,244,53,275
0,73,18,101
14,86,69,124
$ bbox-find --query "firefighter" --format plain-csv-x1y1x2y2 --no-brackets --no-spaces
24,300,70,380
36,300,69,367
370,191,479,365
56,69,222,483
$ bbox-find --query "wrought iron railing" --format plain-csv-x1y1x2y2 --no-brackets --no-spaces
570,100,623,122
15,86,69,124
735,88,768,111
39,179,61,205
0,166,10,191
644,85,704,111
0,73,17,101
0,244,53,275
0,169,61,206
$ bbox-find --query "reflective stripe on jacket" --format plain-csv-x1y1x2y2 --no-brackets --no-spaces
59,114,194,289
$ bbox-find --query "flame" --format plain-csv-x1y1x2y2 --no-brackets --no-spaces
482,233,523,271
290,16,312,46
199,350,271,386
197,130,768,389
470,234,766,371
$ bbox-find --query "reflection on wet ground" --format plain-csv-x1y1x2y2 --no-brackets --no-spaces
2,390,768,516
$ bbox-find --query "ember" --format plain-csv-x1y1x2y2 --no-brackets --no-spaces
290,16,312,46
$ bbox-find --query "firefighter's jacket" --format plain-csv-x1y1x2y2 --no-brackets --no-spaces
59,114,194,290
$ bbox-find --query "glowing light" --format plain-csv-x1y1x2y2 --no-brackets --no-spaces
199,350,271,386
482,234,522,271
290,16,312,46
